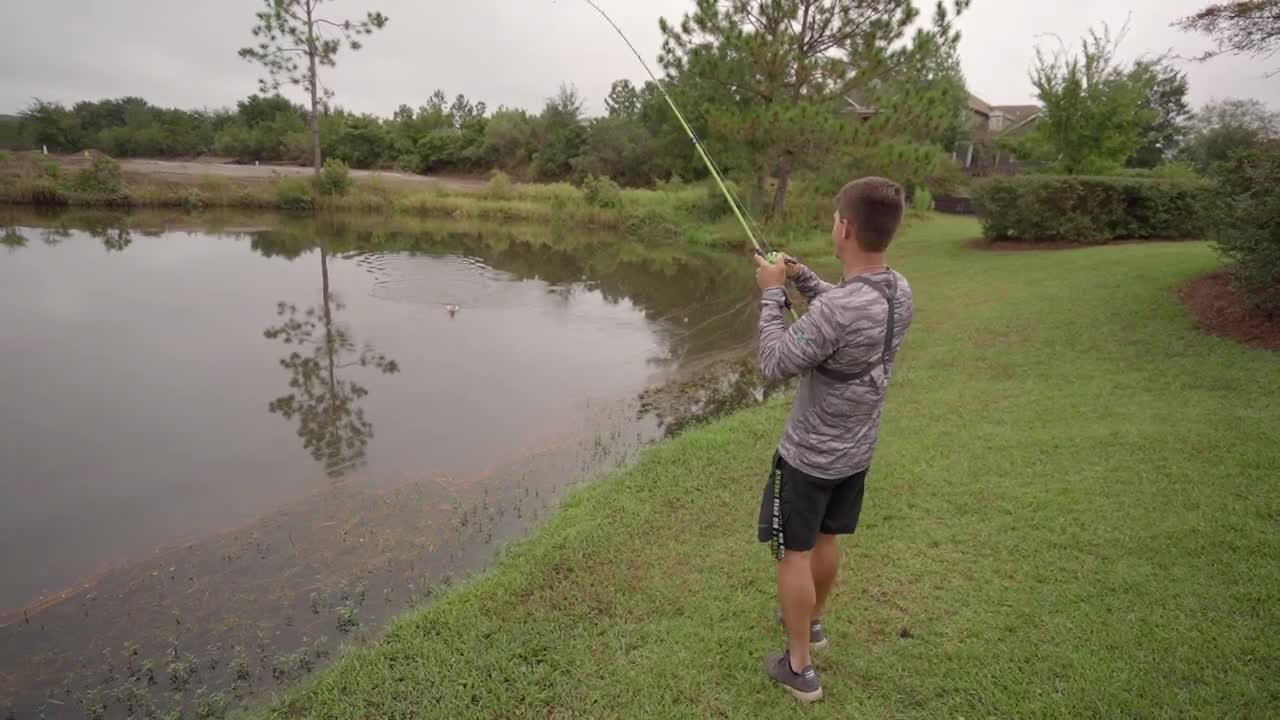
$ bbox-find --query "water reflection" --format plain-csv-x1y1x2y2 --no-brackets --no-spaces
264,248,399,479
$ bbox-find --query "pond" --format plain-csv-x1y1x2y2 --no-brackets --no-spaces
0,209,781,719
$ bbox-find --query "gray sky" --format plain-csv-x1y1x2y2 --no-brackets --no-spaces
2,0,1276,117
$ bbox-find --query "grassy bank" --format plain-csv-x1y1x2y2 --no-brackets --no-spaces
253,215,1279,718
0,153,761,246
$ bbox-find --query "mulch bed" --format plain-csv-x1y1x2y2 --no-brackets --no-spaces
1180,271,1280,352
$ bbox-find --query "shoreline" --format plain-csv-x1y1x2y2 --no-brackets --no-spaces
0,153,752,247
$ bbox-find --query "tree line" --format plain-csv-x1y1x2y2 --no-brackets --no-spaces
2,0,1277,216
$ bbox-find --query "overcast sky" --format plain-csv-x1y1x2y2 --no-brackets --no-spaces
2,0,1276,117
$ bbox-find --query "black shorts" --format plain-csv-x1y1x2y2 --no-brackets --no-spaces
757,454,867,553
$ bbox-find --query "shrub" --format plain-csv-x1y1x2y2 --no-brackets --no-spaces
181,189,208,211
679,178,740,221
35,158,62,179
0,150,10,163
486,170,514,200
29,178,67,206
582,174,623,210
972,175,1208,244
274,177,315,211
655,174,686,193
1209,143,1280,315
1116,162,1201,181
65,155,129,205
911,188,934,213
316,158,352,197
623,205,682,240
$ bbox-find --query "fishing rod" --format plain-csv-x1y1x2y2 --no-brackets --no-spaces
580,0,781,261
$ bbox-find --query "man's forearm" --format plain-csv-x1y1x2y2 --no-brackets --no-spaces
792,266,834,302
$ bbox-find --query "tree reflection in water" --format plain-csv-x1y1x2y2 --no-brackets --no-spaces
264,247,399,478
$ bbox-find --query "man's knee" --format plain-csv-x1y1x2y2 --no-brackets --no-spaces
779,548,812,570
815,534,838,550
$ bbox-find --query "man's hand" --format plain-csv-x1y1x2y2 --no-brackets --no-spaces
777,253,802,279
754,253,787,291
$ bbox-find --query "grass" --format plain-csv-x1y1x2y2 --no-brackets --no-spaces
252,214,1279,718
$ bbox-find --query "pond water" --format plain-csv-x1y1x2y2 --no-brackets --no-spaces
0,209,779,718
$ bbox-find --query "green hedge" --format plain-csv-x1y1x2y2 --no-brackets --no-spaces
1210,143,1280,315
973,175,1209,244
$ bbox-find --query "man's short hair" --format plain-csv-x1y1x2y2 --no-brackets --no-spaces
836,177,905,252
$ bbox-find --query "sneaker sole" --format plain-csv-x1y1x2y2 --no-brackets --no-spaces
811,637,829,651
786,685,824,704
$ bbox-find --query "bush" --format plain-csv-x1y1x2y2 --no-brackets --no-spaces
486,170,514,200
1117,162,1202,181
911,188,934,213
0,150,10,163
35,157,62,179
29,178,67,205
66,154,129,205
581,175,623,210
1209,144,1280,315
316,158,352,197
972,175,1209,244
274,177,315,211
181,189,208,211
622,206,682,240
655,174,686,193
679,178,740,222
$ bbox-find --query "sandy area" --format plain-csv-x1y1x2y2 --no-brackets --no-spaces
29,153,487,192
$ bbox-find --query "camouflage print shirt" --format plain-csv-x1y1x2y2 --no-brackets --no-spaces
759,265,914,480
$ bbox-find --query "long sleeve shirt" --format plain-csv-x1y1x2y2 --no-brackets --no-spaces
758,265,914,480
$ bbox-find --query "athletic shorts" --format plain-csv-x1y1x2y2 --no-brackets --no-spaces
757,453,867,553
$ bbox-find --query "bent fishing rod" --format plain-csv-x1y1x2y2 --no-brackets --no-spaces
580,0,799,317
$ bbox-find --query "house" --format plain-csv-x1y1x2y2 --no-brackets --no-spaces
955,93,1042,173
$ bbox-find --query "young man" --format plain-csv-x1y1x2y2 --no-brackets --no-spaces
753,177,914,703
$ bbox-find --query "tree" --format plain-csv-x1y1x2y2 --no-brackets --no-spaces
240,0,388,174
1177,1,1280,74
1130,60,1193,168
19,100,82,151
483,108,536,170
605,79,642,118
1013,25,1156,174
530,84,587,181
1182,97,1280,170
659,0,971,216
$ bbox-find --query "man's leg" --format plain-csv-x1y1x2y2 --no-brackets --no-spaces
811,534,839,621
778,549,816,672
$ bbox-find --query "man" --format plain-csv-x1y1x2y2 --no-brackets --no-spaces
753,177,914,703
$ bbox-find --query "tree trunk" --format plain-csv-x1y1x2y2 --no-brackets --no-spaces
770,155,792,219
752,172,768,216
321,247,336,395
306,0,322,175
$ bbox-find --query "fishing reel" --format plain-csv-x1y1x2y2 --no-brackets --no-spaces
755,250,799,266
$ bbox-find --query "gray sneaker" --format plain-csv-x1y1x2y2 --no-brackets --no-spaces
775,610,829,650
764,650,823,703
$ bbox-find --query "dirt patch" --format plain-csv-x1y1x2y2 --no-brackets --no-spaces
2,152,486,193
967,238,1196,252
1180,270,1280,352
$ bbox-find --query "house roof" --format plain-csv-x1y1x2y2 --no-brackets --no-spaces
968,93,993,116
991,105,1042,124
842,95,879,117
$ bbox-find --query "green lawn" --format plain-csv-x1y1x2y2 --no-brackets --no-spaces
256,215,1280,718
